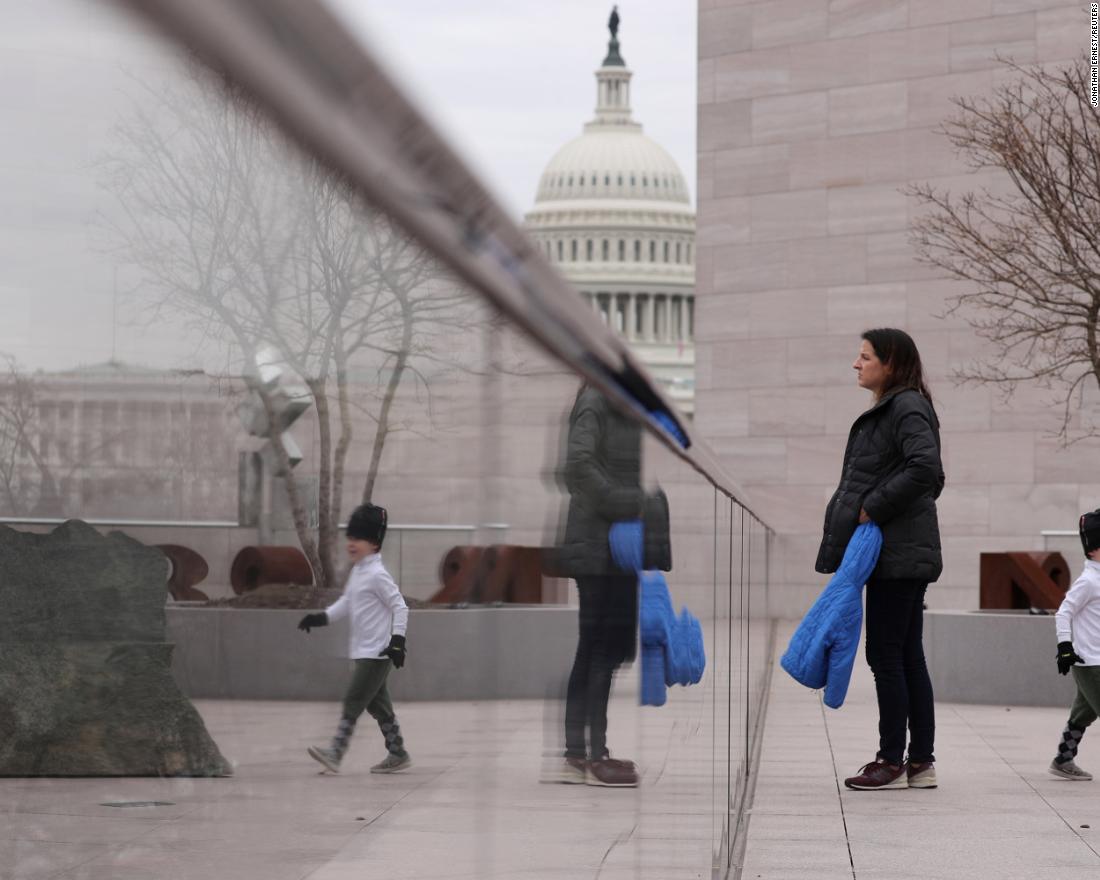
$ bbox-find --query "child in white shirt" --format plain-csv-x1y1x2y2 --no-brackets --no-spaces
298,503,411,774
1050,509,1100,781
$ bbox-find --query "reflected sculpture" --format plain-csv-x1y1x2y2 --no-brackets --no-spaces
0,521,231,776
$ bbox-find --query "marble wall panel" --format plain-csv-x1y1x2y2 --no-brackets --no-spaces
787,234,867,287
699,57,716,105
932,384,993,433
941,431,1036,484
710,436,789,484
785,435,843,486
906,69,995,128
828,183,909,235
829,81,908,136
936,485,992,536
751,0,829,50
746,288,828,339
866,230,942,282
827,0,909,39
714,143,791,197
1036,6,1091,59
989,483,1080,534
751,91,829,145
866,25,952,80
749,189,828,242
697,196,751,247
694,389,752,439
949,13,1037,72
791,130,910,189
993,0,1079,14
743,483,836,533
696,291,750,342
785,334,852,385
713,240,790,293
1035,436,1100,483
699,100,753,152
697,240,716,293
699,5,754,59
748,385,828,436
904,279,971,331
910,0,993,27
710,338,790,389
823,385,869,435
825,283,908,333
715,47,792,102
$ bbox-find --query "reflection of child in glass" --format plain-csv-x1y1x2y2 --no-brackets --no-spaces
298,503,411,774
1049,509,1100,781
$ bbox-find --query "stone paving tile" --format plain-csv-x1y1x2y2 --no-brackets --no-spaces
739,621,1100,879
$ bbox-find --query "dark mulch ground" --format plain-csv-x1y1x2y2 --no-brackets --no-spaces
202,583,433,609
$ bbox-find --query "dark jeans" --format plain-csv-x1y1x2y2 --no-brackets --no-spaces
865,577,936,766
564,574,638,760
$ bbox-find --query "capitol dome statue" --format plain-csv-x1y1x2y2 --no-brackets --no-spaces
524,9,696,413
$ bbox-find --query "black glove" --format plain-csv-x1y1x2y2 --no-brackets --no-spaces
381,634,406,669
298,612,328,633
1057,641,1083,675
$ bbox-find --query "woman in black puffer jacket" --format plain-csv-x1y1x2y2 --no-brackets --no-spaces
817,329,944,792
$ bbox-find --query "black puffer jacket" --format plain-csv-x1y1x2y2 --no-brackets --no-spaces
556,386,671,577
816,388,944,582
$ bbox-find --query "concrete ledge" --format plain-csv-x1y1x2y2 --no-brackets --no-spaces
924,610,1077,708
166,606,578,702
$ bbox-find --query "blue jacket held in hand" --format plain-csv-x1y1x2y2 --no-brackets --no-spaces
609,520,705,707
780,523,882,709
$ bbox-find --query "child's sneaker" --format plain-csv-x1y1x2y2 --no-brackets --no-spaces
308,746,341,773
1049,759,1093,781
540,756,588,784
844,758,907,790
370,752,412,774
907,761,937,789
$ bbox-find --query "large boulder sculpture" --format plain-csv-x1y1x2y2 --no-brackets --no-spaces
0,521,232,776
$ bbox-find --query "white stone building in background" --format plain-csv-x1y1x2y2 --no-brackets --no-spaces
694,2,1090,615
524,20,697,414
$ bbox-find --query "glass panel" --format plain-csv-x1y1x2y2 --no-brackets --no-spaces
0,3,771,878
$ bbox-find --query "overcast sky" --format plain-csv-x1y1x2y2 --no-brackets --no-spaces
325,0,698,216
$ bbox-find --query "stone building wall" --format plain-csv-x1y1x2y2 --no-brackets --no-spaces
695,1,1092,614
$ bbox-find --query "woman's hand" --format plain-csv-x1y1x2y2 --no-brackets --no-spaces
858,508,871,524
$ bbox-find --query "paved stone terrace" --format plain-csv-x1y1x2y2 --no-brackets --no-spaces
5,624,1100,879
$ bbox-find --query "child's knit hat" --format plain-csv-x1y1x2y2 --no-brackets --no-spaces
1080,508,1100,557
347,503,387,548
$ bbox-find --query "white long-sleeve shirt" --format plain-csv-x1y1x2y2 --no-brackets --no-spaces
1056,559,1100,665
325,553,409,660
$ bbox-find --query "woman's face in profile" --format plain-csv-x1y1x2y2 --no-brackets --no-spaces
853,339,889,395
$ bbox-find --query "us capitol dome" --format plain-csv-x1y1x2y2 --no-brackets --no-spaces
524,10,696,413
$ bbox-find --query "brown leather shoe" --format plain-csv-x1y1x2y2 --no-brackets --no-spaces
586,757,639,787
844,758,907,790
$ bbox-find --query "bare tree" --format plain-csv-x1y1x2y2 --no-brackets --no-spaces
908,56,1100,440
97,64,477,588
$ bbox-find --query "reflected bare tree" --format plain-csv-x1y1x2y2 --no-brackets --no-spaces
0,355,60,516
97,63,478,588
909,57,1100,440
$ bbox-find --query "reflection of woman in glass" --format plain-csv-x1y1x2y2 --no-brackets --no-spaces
817,329,944,791
547,383,644,788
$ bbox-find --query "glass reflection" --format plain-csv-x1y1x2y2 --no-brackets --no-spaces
0,2,772,878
